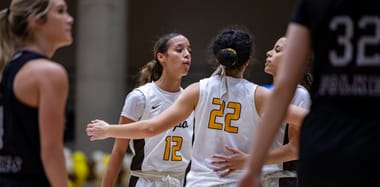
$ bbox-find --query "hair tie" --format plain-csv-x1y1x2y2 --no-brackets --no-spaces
225,48,237,55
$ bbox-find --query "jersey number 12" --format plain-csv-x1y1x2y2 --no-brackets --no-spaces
163,136,183,161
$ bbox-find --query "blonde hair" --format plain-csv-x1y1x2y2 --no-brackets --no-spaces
0,0,52,74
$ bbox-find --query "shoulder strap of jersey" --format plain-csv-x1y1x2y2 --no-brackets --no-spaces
134,83,152,120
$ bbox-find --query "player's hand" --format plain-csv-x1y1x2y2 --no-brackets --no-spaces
209,145,249,177
86,119,110,141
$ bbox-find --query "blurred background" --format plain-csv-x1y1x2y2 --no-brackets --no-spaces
1,0,296,186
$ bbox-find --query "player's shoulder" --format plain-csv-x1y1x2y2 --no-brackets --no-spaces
28,59,67,76
26,59,68,87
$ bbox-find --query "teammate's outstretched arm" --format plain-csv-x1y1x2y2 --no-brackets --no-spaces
86,83,199,140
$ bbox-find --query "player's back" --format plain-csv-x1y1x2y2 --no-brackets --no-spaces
186,75,262,186
0,50,50,186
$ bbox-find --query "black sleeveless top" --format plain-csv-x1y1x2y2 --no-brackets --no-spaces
292,0,380,115
292,0,380,177
0,50,50,186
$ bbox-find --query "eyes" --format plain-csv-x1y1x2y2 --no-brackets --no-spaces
175,47,192,54
274,45,283,53
267,45,283,57
57,8,66,14
55,4,68,14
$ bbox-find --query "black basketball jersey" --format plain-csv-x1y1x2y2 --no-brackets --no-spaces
0,50,50,186
292,2,380,185
292,0,380,113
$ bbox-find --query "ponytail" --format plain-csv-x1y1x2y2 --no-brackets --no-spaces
0,0,52,77
137,60,163,86
0,8,16,75
300,72,313,93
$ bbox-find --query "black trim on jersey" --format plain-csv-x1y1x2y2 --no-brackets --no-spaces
191,117,195,146
184,117,195,186
129,139,145,187
282,124,297,171
279,124,297,187
183,160,191,187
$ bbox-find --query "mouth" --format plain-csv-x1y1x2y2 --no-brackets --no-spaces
265,60,270,66
183,61,191,66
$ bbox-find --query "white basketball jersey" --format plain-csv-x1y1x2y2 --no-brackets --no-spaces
271,85,310,171
292,85,311,109
128,82,194,182
263,85,311,186
186,75,281,186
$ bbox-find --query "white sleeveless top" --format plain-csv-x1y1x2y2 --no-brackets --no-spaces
186,75,282,186
121,82,194,177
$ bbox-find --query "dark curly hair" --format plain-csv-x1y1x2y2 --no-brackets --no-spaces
209,25,254,69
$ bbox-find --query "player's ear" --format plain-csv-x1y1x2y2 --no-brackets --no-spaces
27,11,45,30
156,52,166,65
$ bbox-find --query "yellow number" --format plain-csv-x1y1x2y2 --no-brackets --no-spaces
163,136,183,161
225,102,240,133
163,136,171,160
208,98,224,130
208,98,241,134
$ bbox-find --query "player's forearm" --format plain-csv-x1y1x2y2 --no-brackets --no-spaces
108,119,162,139
41,147,68,187
265,143,297,164
101,153,124,187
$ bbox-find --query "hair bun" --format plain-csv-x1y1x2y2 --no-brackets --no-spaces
216,48,238,67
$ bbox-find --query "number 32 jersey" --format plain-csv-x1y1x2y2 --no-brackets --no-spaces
293,0,380,110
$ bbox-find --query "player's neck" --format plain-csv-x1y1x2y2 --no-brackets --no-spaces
155,78,181,92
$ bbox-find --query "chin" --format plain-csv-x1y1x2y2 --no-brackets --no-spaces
183,68,190,74
59,38,73,47
264,68,270,74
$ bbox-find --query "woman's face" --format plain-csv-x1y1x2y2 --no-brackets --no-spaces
158,35,192,79
37,0,74,48
264,37,287,76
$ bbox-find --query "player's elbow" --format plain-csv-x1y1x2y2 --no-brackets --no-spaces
141,122,162,137
144,126,158,137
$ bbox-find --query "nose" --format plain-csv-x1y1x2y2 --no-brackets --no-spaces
266,50,273,57
67,14,74,25
184,49,191,59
